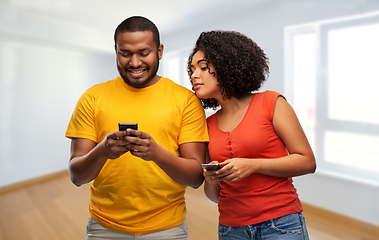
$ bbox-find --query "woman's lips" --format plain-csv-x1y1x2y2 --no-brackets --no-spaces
193,83,202,90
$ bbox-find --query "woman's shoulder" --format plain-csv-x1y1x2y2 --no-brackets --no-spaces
255,90,283,98
253,90,286,105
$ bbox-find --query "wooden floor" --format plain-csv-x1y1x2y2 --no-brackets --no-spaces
0,172,378,240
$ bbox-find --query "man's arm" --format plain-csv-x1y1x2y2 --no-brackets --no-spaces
163,141,206,188
69,131,133,186
128,129,206,188
69,138,103,186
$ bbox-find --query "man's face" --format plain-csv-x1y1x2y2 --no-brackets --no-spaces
115,31,163,88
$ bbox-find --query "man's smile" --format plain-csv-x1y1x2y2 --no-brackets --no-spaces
128,68,146,77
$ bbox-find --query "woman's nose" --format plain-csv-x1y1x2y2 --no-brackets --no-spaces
191,68,199,79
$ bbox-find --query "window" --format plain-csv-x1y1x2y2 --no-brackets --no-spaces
160,49,192,90
285,12,379,185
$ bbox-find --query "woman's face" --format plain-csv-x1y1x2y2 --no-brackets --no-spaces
190,51,221,100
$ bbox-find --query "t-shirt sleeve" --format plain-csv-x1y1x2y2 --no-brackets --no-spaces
178,93,209,145
65,89,97,142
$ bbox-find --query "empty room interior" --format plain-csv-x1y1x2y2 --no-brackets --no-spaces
0,0,379,239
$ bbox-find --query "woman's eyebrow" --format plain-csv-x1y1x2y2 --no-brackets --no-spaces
197,59,207,64
191,59,207,69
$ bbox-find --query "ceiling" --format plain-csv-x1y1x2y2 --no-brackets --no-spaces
0,0,274,36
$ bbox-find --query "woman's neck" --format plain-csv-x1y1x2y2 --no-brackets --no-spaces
216,94,253,132
218,94,253,115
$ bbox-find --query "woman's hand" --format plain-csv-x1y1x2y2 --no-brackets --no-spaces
203,161,223,184
203,159,255,183
213,158,255,183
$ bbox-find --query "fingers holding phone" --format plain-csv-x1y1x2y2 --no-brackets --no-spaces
117,123,158,161
118,123,138,136
100,123,138,159
201,161,223,184
101,131,133,159
118,122,141,144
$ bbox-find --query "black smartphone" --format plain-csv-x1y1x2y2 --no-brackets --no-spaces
118,123,138,131
201,163,222,170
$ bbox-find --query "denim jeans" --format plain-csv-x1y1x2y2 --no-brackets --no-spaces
218,212,309,240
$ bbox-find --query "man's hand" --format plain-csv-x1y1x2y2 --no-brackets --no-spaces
125,128,206,188
100,130,138,159
126,129,164,161
69,130,138,186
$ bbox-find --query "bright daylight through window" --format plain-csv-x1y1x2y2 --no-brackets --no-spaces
285,12,379,185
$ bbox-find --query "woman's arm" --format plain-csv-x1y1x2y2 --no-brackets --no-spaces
202,146,221,203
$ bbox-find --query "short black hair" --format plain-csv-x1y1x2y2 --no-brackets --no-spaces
114,16,160,48
187,30,269,109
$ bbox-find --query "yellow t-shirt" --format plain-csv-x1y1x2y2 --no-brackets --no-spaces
65,76,208,235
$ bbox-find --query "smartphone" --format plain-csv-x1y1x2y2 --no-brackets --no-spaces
118,123,138,131
201,163,222,170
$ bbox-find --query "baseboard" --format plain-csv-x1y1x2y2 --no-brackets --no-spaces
0,169,69,195
302,202,379,235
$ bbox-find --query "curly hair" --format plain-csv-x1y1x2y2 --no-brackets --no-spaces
187,30,269,109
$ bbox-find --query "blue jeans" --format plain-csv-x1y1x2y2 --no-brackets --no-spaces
218,212,309,240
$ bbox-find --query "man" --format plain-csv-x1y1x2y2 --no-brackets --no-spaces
65,16,208,239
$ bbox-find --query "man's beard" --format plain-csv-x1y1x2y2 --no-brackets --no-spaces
118,57,160,88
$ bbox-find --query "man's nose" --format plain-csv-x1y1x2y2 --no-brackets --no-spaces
129,55,141,67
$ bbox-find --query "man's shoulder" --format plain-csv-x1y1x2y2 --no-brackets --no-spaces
160,77,193,94
86,78,119,95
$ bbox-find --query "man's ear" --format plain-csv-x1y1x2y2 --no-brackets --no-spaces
158,44,164,60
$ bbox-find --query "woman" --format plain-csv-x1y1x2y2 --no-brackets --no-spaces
187,30,316,240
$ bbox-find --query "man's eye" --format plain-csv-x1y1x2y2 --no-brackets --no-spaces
120,53,131,57
140,52,150,57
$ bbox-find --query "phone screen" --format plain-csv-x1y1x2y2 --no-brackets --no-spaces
118,123,138,131
201,164,222,170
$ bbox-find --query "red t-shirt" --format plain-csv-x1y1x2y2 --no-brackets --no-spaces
207,90,303,227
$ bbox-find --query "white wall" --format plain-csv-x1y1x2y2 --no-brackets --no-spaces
0,6,118,187
161,0,379,227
